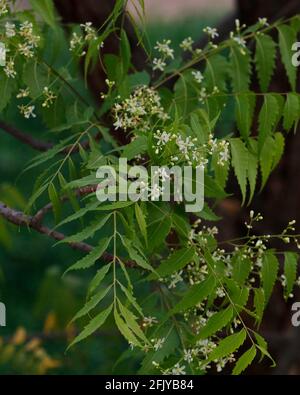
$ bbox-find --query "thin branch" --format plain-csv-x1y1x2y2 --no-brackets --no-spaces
0,120,54,152
0,120,100,154
32,185,98,225
0,201,135,268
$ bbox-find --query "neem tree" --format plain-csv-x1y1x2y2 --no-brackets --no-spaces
0,0,300,375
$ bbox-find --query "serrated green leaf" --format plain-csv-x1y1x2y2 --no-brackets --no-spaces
255,34,276,92
253,331,275,365
253,288,265,326
117,299,149,344
230,138,248,204
258,94,279,153
120,30,131,75
96,201,135,211
71,285,112,323
260,136,275,190
235,93,256,140
207,329,247,363
48,182,62,224
230,45,251,92
123,238,153,272
196,306,233,341
283,93,299,131
284,252,298,299
55,200,99,229
67,304,112,350
271,132,285,171
122,136,148,160
114,308,141,347
232,346,257,375
88,263,112,295
247,149,258,204
57,214,111,244
135,204,147,245
64,237,112,275
232,257,252,285
261,252,279,305
148,216,171,251
171,275,215,315
148,247,195,280
118,282,143,316
278,25,297,90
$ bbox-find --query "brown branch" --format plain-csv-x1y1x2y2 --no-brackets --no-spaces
0,120,100,154
0,201,135,267
0,120,54,152
32,185,98,225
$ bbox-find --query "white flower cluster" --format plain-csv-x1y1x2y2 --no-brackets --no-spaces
113,86,168,131
4,59,16,78
229,19,248,55
3,21,40,78
18,104,36,119
42,87,57,108
153,39,174,72
208,135,230,166
152,129,230,168
69,22,101,56
18,21,40,58
16,85,57,118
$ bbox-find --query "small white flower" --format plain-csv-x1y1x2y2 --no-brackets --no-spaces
171,363,186,375
151,337,165,351
150,184,161,200
80,22,97,41
233,36,246,47
18,43,34,58
17,88,30,99
203,27,219,39
180,37,194,52
18,104,36,119
155,39,174,59
168,270,183,289
258,17,269,27
192,70,204,84
183,349,193,363
4,58,16,78
153,57,166,71
42,86,57,108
